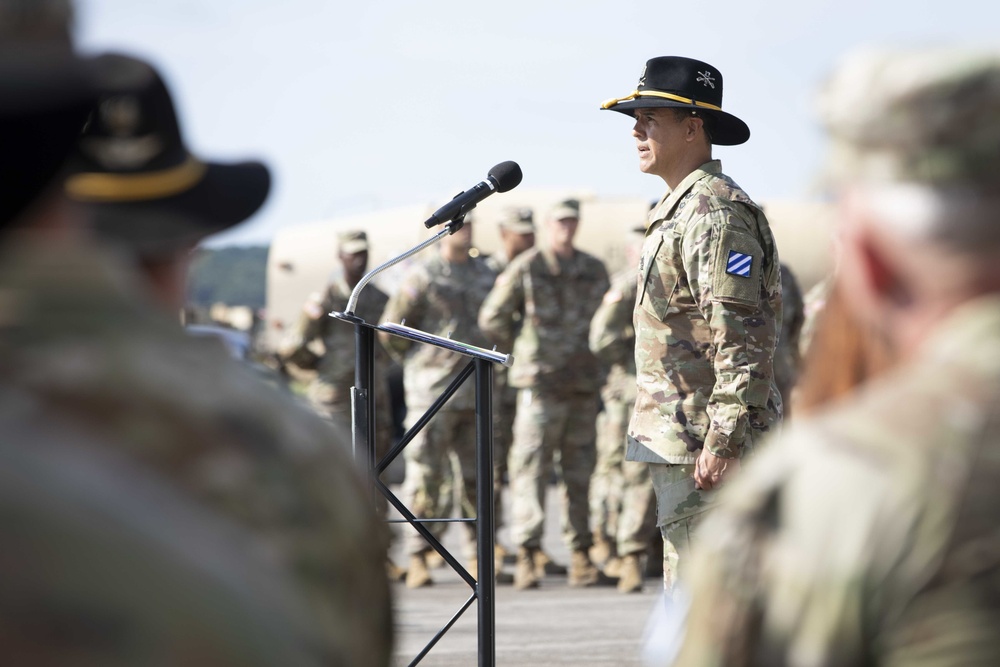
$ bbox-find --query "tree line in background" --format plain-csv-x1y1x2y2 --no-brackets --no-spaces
187,245,269,308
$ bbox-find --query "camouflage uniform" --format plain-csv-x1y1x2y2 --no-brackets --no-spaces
0,239,393,667
381,252,497,558
668,48,1000,666
0,385,329,666
479,246,610,553
590,269,656,558
483,248,520,538
629,160,783,588
673,298,1000,666
288,274,392,448
773,264,805,418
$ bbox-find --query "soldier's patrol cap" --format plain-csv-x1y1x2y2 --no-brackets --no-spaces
601,56,750,146
819,47,1000,190
548,198,580,221
64,53,271,253
338,230,369,254
498,207,535,234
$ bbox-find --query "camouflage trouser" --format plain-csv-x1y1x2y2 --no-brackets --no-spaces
591,398,657,558
402,407,478,558
509,389,598,552
590,401,625,547
493,383,517,535
307,380,392,459
649,463,716,592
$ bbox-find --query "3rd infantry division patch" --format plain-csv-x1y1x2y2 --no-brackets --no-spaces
726,250,752,278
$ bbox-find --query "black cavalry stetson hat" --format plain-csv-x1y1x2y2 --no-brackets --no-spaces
65,53,270,252
601,56,750,146
1,46,95,228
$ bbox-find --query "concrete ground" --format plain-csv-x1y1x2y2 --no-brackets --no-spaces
388,486,662,666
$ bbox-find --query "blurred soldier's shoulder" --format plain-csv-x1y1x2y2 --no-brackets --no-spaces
0,386,328,666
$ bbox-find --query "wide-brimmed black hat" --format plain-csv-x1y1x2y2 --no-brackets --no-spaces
65,53,270,252
1,46,96,228
601,56,750,146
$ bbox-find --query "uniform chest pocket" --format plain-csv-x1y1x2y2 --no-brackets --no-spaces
637,234,680,322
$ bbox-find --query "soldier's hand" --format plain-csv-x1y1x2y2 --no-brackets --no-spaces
693,448,741,491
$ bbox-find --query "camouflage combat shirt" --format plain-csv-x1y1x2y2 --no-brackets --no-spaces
295,274,389,404
590,268,639,405
671,295,1000,666
0,386,327,666
629,160,782,462
0,238,393,667
381,252,496,410
479,246,610,394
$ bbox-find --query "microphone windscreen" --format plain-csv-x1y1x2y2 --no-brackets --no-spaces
488,161,522,193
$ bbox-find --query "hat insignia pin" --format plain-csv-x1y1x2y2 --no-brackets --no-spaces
638,65,647,87
696,71,716,89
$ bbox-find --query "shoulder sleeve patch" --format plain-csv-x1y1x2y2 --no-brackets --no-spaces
713,226,762,307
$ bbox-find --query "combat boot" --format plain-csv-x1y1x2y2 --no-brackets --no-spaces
425,549,446,569
616,554,644,593
533,549,568,578
406,552,433,589
589,534,613,566
568,550,617,587
496,543,515,565
386,559,407,583
603,555,623,578
514,547,540,590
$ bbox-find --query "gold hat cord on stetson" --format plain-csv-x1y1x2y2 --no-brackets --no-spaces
601,89,723,111
65,155,208,203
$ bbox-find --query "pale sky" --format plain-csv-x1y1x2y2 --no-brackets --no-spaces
75,0,1000,246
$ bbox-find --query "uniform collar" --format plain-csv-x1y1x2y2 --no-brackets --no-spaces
648,159,722,231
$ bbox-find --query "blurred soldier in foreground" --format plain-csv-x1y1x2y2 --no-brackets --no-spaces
380,219,497,588
668,48,1000,666
589,224,658,593
484,207,536,562
480,199,612,590
0,46,392,665
0,8,369,664
602,56,783,590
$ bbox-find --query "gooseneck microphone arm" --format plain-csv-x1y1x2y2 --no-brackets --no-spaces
344,217,465,315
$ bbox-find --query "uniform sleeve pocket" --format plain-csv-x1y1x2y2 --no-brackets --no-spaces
713,227,762,307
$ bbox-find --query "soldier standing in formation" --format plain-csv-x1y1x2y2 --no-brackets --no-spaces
669,47,1000,665
380,218,497,588
286,231,389,422
281,230,396,468
588,224,658,594
480,199,613,590
773,263,805,419
1,44,392,665
602,56,783,589
484,207,536,562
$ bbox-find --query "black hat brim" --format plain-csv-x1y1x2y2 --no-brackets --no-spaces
605,99,750,146
86,159,271,254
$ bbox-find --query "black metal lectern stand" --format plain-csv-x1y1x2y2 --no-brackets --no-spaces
330,218,511,667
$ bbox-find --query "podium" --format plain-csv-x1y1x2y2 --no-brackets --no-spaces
331,217,510,667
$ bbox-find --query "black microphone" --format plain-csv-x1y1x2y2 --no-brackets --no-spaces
423,161,522,228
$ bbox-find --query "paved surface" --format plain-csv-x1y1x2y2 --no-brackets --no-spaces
388,486,661,666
